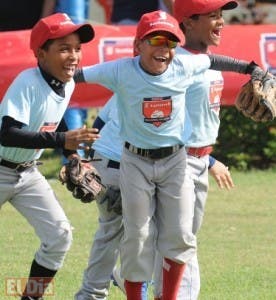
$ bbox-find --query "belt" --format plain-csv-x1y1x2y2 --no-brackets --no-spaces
0,159,35,172
186,146,213,158
90,149,120,169
125,142,183,159
107,159,120,169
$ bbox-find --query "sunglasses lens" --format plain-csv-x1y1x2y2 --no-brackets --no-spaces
147,36,177,49
167,40,177,48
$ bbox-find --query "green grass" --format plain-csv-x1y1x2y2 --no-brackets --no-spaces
0,153,275,300
198,169,276,300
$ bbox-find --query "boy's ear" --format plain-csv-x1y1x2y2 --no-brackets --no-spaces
182,17,194,30
36,48,43,59
36,48,45,60
133,38,142,56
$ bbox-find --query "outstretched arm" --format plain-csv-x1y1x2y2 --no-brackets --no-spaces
0,116,100,151
208,54,265,78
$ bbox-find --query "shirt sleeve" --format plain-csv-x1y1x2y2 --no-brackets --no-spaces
82,60,121,92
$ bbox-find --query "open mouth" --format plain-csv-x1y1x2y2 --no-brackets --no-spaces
212,29,221,37
154,56,167,62
64,65,76,76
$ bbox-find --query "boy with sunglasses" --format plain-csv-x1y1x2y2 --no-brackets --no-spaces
0,13,98,300
74,10,267,300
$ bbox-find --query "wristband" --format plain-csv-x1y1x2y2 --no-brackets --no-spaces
208,155,216,169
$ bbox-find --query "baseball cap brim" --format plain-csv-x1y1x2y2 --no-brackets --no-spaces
221,1,238,11
77,24,95,43
138,28,182,42
47,23,95,44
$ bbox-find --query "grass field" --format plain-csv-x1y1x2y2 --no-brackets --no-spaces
0,153,275,300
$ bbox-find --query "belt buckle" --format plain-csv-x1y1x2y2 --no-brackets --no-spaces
15,161,34,172
194,148,201,158
149,147,174,159
194,148,200,157
147,149,160,159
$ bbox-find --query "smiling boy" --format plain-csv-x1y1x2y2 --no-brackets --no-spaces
74,9,267,300
153,1,238,299
0,13,99,300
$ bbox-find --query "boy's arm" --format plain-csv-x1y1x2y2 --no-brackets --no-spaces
208,155,234,190
208,54,275,122
208,54,264,76
74,68,85,83
0,116,99,151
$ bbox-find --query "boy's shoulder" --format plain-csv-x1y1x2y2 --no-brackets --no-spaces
109,56,135,66
13,67,40,83
6,67,43,95
175,47,191,55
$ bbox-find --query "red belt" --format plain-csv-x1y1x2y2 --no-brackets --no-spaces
186,146,213,158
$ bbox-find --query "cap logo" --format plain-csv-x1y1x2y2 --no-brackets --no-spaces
62,13,71,21
149,11,175,29
158,11,168,20
60,13,74,26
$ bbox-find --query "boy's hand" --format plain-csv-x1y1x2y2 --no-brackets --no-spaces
209,160,234,190
64,127,100,150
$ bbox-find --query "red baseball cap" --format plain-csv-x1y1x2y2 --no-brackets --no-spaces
136,10,184,43
174,0,238,23
30,13,95,55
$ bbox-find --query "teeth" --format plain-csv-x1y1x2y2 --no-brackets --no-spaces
212,30,221,37
155,56,166,62
214,28,222,35
65,64,75,68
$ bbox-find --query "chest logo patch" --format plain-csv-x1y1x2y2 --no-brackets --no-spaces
209,80,223,113
260,33,276,75
143,97,172,127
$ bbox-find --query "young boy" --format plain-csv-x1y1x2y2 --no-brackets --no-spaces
0,13,99,300
74,10,267,300
75,85,234,300
154,0,237,299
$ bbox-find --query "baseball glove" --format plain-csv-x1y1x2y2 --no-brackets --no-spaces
99,186,122,215
235,72,276,122
59,157,105,203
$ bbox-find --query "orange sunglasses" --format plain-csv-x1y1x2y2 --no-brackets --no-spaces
145,35,178,49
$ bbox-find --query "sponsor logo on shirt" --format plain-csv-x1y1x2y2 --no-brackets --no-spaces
260,33,276,75
209,80,223,113
143,97,172,127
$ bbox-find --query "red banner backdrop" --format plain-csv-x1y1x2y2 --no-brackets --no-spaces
0,24,275,107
